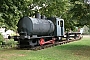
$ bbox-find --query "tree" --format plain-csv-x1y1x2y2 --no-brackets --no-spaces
69,0,90,27
39,0,69,17
0,0,33,30
2,0,89,31
31,0,72,30
0,0,71,30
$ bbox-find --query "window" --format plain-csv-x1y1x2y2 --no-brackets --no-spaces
60,21,63,27
58,21,59,25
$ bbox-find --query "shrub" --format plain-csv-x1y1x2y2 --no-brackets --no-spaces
0,33,18,48
0,33,5,45
6,39,18,48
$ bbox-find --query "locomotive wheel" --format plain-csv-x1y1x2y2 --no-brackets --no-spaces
28,39,39,47
39,38,45,46
51,40,55,44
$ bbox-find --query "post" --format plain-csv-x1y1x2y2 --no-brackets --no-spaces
66,32,69,41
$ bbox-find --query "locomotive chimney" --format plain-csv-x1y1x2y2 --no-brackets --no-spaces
41,15,45,19
35,12,41,19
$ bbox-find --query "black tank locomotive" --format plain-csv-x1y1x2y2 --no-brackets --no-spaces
11,14,64,48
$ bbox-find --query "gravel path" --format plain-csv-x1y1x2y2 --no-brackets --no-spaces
82,35,90,38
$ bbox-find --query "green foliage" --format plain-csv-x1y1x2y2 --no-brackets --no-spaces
1,39,18,48
39,0,69,17
0,33,4,45
0,0,71,30
0,0,90,31
83,25,90,35
69,0,90,27
6,39,18,47
0,0,33,30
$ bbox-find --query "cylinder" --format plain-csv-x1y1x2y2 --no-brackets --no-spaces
17,17,55,36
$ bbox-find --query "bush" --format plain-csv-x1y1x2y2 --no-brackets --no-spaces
6,39,18,47
83,25,90,35
0,33,18,48
0,33,5,45
1,39,18,48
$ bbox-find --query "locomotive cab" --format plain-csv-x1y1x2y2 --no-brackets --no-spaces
56,18,64,36
47,17,64,37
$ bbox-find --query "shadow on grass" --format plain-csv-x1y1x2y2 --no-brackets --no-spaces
55,44,90,57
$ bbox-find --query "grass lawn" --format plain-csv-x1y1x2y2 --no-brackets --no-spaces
0,35,90,60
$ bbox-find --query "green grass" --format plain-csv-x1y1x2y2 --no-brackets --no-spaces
0,37,90,60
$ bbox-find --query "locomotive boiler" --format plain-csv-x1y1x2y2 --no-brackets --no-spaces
9,13,64,48
17,17,55,36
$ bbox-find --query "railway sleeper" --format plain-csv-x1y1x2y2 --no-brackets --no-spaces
17,37,81,51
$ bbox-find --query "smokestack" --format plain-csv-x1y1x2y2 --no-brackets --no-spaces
41,15,45,19
35,12,41,19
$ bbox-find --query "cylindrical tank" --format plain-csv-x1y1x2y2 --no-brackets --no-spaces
17,17,55,36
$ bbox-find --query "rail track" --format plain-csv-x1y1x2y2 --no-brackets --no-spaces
17,37,82,51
